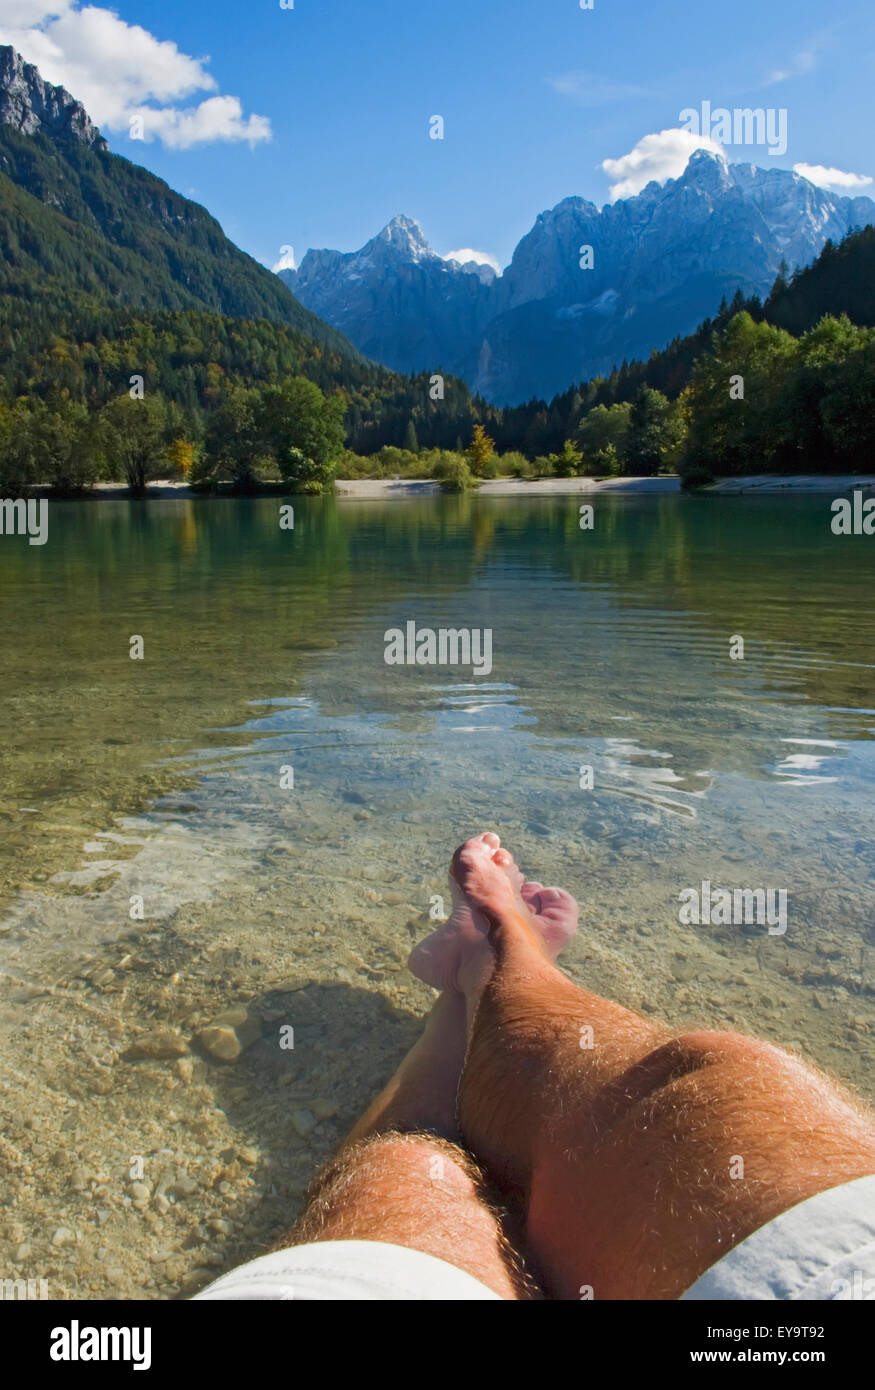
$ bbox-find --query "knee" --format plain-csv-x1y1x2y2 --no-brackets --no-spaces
305,1130,485,1217
670,1028,795,1074
590,1029,811,1136
669,1029,840,1098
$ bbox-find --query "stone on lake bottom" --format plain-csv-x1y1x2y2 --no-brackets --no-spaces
196,1007,262,1062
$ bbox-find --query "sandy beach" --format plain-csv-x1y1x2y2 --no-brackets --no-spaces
334,476,681,497
87,474,875,502
704,474,875,494
335,474,875,498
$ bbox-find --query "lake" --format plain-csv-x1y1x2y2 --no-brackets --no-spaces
0,491,873,1296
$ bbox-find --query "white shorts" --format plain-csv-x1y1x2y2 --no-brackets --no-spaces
194,1173,875,1301
193,1238,502,1301
681,1172,875,1300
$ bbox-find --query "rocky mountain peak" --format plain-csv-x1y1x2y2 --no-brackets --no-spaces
374,214,435,261
0,46,108,152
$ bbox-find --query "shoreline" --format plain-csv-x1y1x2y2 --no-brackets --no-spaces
21,473,875,501
334,476,680,497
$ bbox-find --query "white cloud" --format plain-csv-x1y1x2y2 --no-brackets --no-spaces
0,2,271,148
444,248,501,274
549,71,647,107
793,163,873,194
131,98,271,151
272,245,297,272
1,1,73,22
601,128,724,201
765,47,816,86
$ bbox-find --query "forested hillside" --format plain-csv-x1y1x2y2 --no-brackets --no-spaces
0,118,359,357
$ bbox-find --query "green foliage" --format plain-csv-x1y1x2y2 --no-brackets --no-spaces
279,450,329,493
0,123,359,357
624,387,675,476
553,439,583,477
594,444,622,477
99,394,168,495
476,454,504,478
0,399,39,492
681,313,802,476
575,403,631,473
35,399,104,493
0,396,106,493
764,227,875,338
260,377,346,492
498,451,535,479
337,446,424,478
202,386,266,492
817,337,875,467
431,453,473,491
680,465,715,490
680,311,875,477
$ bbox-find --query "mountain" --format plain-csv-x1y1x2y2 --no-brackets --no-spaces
0,44,107,150
0,46,361,359
283,151,875,404
283,215,494,376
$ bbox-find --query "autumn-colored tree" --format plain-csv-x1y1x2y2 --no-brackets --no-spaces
167,437,194,479
465,423,496,476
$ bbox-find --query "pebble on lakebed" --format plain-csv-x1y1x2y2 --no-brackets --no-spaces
124,1029,191,1061
195,1006,262,1062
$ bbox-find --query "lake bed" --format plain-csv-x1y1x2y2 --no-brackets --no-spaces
1,492,872,1298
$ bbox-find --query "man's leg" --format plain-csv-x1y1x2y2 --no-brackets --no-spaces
282,1129,534,1298
416,833,875,1300
267,857,584,1299
273,939,551,1297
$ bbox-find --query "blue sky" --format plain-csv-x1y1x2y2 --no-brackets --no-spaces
3,0,874,270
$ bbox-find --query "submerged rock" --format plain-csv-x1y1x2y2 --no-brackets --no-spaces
196,1007,262,1063
291,1108,317,1138
125,1030,190,1061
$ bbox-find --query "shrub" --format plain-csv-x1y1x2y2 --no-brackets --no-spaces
594,444,622,477
476,454,503,479
680,464,716,490
431,452,473,491
551,439,583,477
277,445,336,493
499,451,535,479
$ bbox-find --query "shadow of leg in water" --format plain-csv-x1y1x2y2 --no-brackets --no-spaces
176,980,429,1295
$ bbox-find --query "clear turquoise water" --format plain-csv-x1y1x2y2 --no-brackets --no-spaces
0,492,873,1295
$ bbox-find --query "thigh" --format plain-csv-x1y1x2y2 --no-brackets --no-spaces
528,1031,875,1299
283,1130,539,1299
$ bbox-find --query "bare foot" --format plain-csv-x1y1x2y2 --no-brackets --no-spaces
409,833,578,1003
